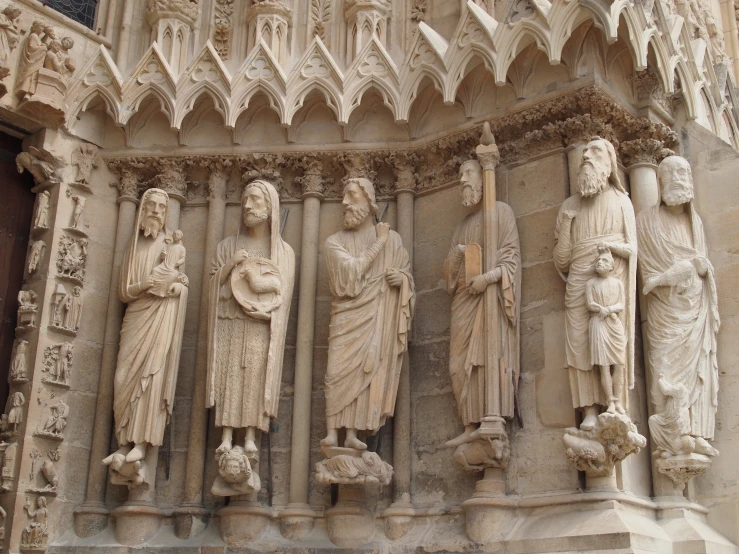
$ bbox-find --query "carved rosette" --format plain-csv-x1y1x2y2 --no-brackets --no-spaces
562,412,647,477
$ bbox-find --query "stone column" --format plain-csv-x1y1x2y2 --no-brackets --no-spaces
174,161,230,539
74,168,140,537
145,0,199,75
382,153,417,540
280,158,324,540
344,0,391,63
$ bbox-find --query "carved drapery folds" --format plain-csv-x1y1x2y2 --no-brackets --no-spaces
0,6,21,97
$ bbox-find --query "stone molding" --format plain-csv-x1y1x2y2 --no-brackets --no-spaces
103,86,677,201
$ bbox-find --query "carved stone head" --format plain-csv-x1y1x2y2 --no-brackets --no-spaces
658,155,694,206
139,189,168,238
459,159,483,207
578,137,622,197
30,21,44,35
595,245,614,277
61,36,74,51
2,7,21,20
218,447,250,484
242,181,271,228
342,177,377,230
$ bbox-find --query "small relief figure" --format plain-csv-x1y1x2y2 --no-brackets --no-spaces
0,442,17,491
34,190,50,230
17,289,39,330
43,342,73,385
71,143,101,187
39,400,69,437
50,283,67,327
68,193,86,230
0,6,21,80
149,229,188,297
0,504,6,541
21,496,48,549
16,21,48,100
7,392,26,433
27,449,60,494
28,240,46,274
60,36,75,77
43,39,63,72
11,339,29,382
585,246,627,416
63,286,83,331
57,236,88,281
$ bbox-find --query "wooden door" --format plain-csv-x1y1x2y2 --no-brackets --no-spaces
0,133,35,408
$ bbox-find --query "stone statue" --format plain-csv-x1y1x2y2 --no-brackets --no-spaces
16,21,48,100
41,400,69,436
0,6,21,79
11,340,29,382
28,240,45,274
443,159,521,457
17,290,38,330
69,194,85,230
34,190,50,230
316,177,414,483
56,236,88,281
206,180,294,496
637,156,720,466
585,246,627,415
7,392,25,433
554,137,637,430
104,188,188,468
71,143,100,186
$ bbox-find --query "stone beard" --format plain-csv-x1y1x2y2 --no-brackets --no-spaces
637,156,720,457
554,138,637,428
110,188,188,463
206,180,295,452
321,178,415,449
444,160,521,435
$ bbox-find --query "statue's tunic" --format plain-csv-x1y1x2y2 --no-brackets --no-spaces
324,228,414,431
586,276,626,366
637,204,719,439
554,187,636,408
16,31,45,97
115,231,188,446
443,205,521,424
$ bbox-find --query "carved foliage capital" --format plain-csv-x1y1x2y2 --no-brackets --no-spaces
620,138,673,167
107,160,141,199
295,157,327,197
150,158,187,198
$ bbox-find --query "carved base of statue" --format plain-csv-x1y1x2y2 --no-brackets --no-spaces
108,445,165,546
381,493,416,541
172,503,209,540
211,446,261,497
563,412,647,480
218,499,271,545
656,453,712,491
316,446,393,486
18,68,67,128
453,435,511,472
326,484,376,548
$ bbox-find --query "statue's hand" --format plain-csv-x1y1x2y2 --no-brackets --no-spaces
167,283,183,297
468,274,487,294
693,256,709,277
562,210,577,222
232,249,249,267
386,268,403,287
375,222,390,240
455,244,466,257
599,306,610,320
141,275,155,291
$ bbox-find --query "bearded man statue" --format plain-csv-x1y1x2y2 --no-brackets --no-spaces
206,180,295,495
553,137,637,431
320,178,415,453
105,188,189,468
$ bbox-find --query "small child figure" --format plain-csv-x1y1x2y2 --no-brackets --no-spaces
586,246,627,415
149,230,187,297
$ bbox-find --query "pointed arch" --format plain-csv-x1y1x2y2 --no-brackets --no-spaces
175,82,230,129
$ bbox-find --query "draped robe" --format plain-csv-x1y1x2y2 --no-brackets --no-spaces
324,227,415,432
554,186,637,409
114,230,187,446
443,205,521,424
637,203,719,440
16,31,45,97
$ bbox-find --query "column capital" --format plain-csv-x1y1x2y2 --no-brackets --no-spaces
108,162,141,202
205,158,231,201
150,158,187,204
387,152,418,196
296,157,327,200
620,138,673,168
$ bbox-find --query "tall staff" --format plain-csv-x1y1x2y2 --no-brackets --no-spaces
476,122,508,439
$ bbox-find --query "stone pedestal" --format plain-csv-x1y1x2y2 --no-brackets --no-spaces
72,502,109,538
18,69,67,128
172,503,209,540
218,500,271,545
656,453,712,491
326,484,376,548
382,499,415,540
111,501,165,546
279,503,315,541
462,467,517,543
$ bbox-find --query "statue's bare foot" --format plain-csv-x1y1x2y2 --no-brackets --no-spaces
320,432,338,448
615,402,626,415
103,446,130,465
580,412,598,431
445,429,475,448
345,436,367,451
606,401,616,414
694,436,719,457
125,443,147,463
245,439,258,458
216,439,232,455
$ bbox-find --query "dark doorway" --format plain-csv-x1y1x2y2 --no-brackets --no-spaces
0,132,35,408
